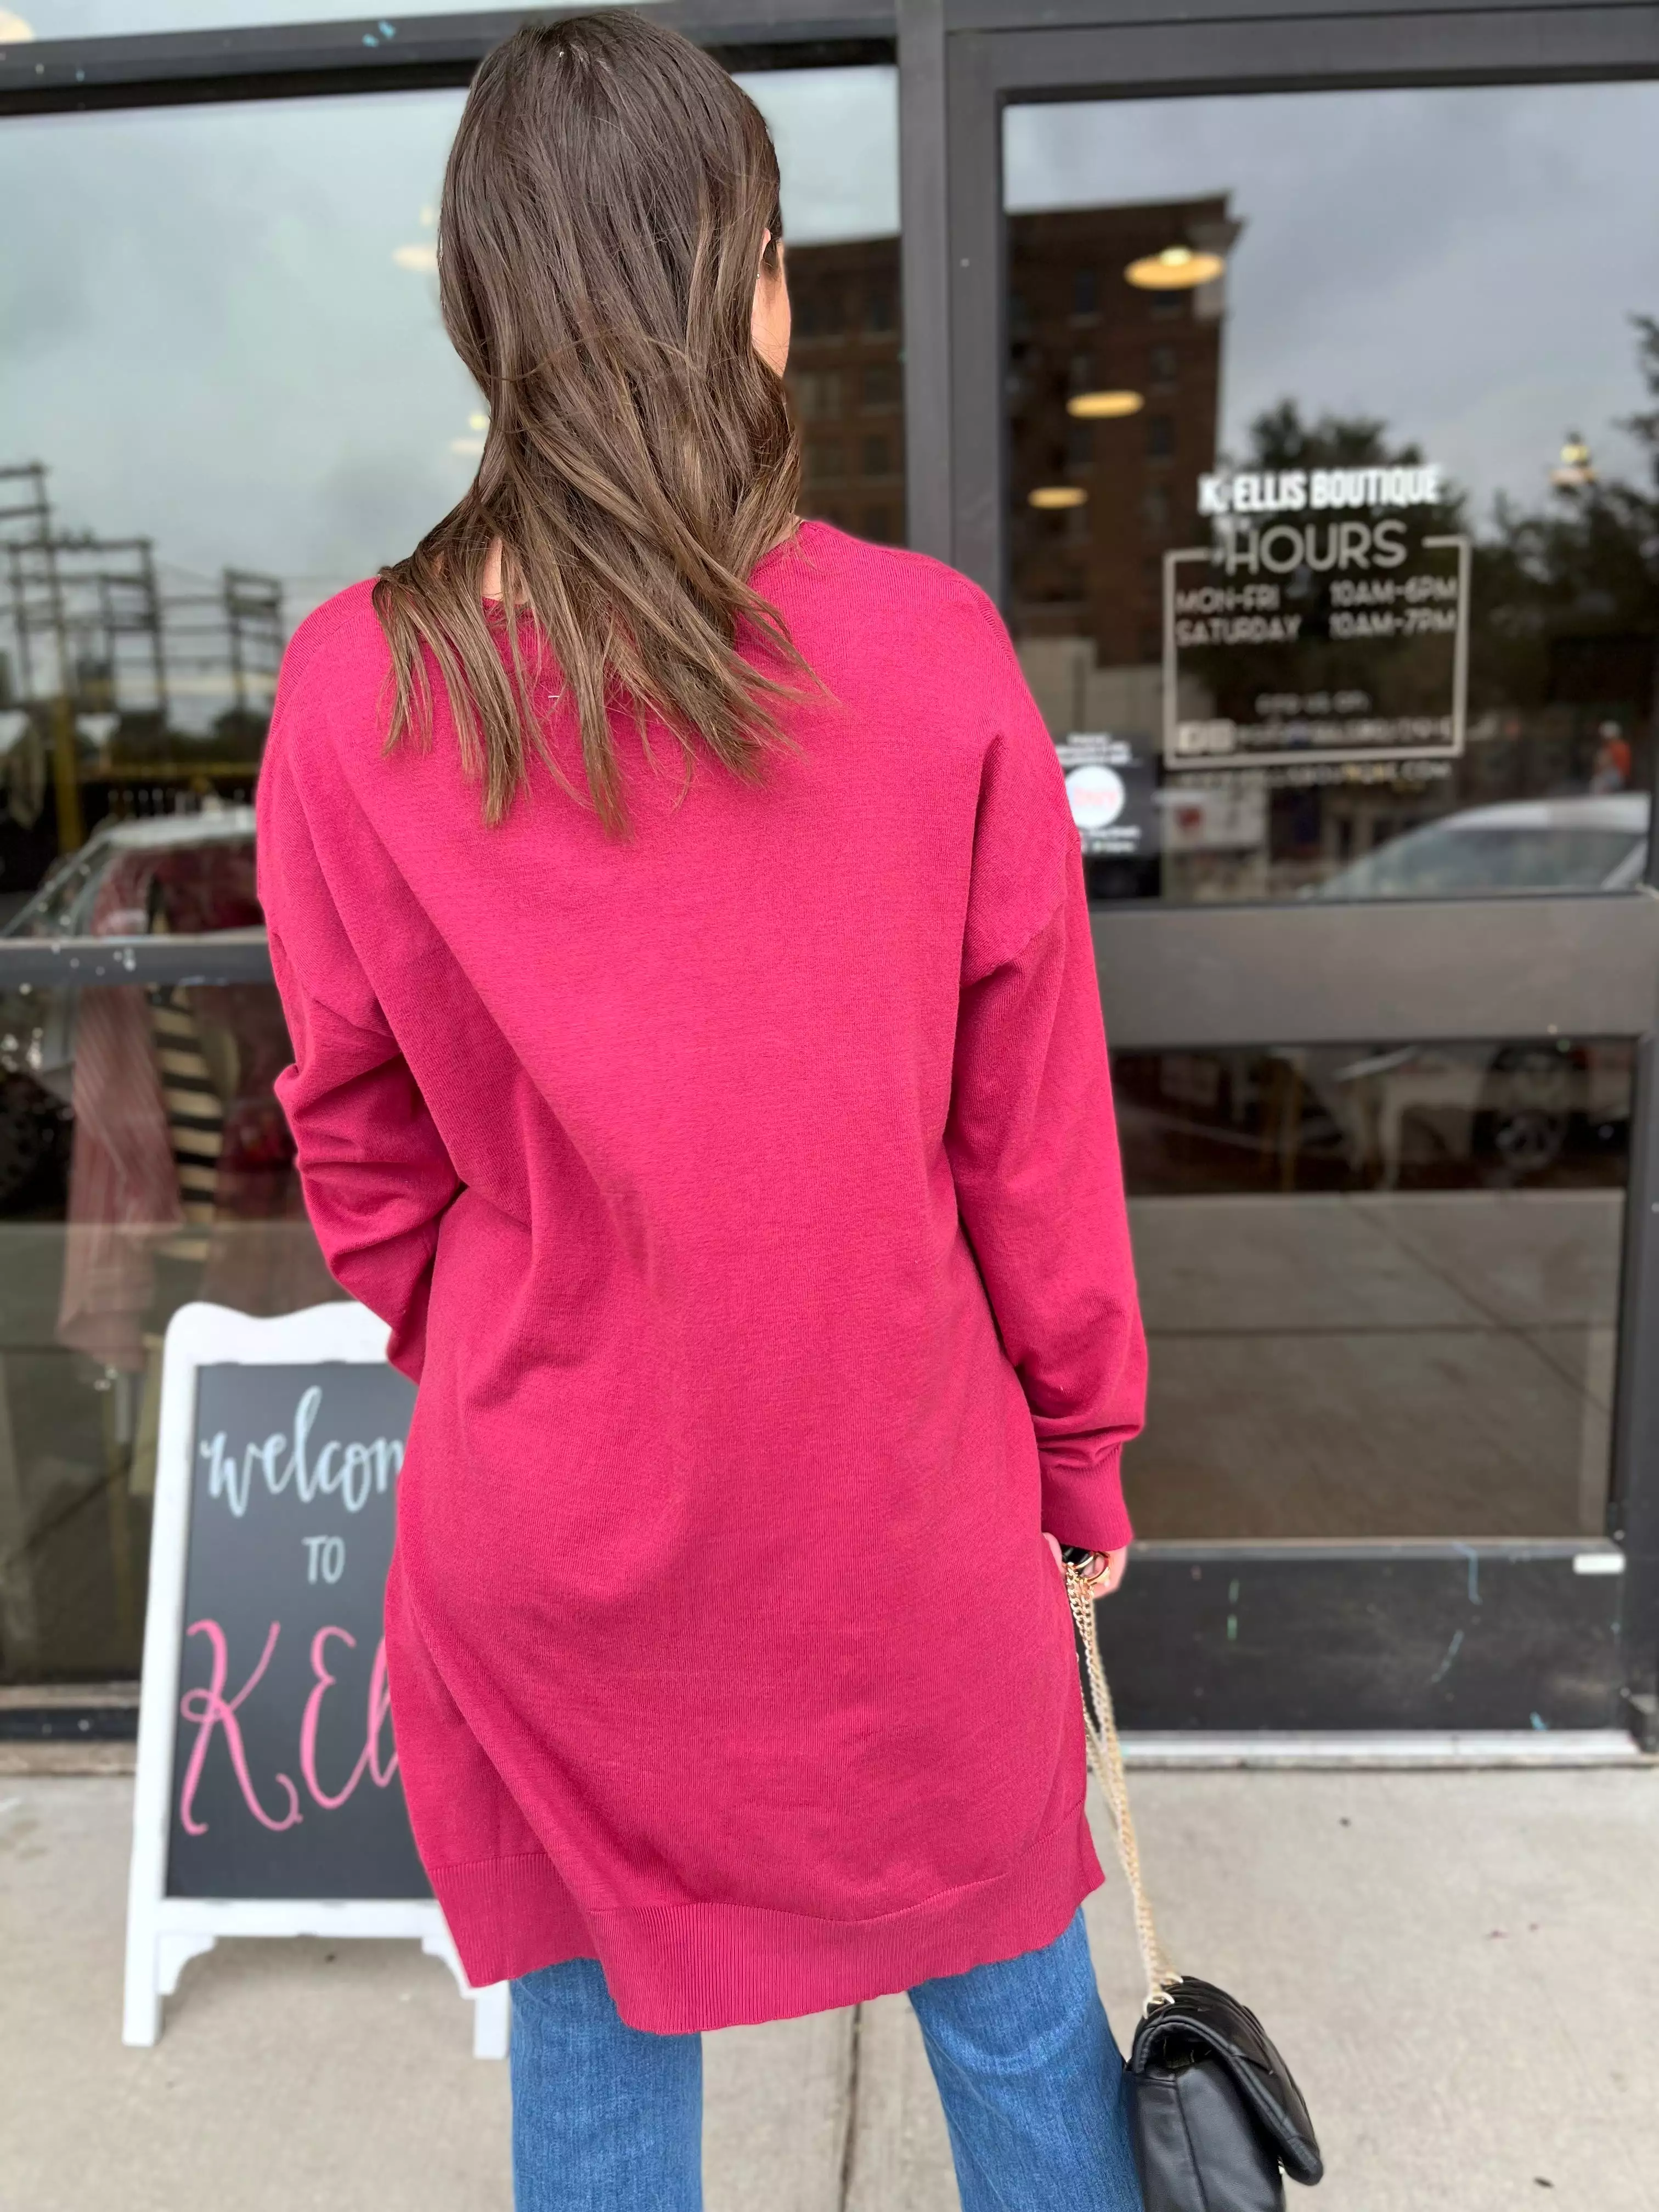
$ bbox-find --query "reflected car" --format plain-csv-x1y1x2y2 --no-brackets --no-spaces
1120,1032,1631,1193
1304,794,1646,1179
0,806,259,1207
1310,792,1650,900
1118,797,1648,1190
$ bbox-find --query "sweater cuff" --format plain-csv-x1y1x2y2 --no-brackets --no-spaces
1039,1444,1135,1554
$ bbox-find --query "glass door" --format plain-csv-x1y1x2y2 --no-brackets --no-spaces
936,8,1659,1735
1007,77,1656,1546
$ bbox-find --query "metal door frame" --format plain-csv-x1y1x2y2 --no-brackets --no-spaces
900,0,1659,1738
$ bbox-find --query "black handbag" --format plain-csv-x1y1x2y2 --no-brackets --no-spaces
1063,1566,1324,2211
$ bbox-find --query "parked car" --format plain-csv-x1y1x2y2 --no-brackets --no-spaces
1310,792,1650,900
1302,794,1649,1178
1,804,257,944
1119,796,1650,1189
0,806,259,1209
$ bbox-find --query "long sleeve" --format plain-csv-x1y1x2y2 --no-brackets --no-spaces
944,614,1147,1553
256,707,461,1384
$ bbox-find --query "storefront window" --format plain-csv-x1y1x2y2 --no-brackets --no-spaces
1116,1037,1629,1539
1,87,477,905
0,63,900,1681
0,69,900,915
0,932,337,1682
1004,83,1659,902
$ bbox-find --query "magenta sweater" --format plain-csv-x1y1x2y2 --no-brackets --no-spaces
256,523,1146,2030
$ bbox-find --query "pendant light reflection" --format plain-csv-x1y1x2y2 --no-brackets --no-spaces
1066,391,1143,421
394,205,439,274
0,12,35,37
1125,245,1225,291
1550,433,1596,489
1029,486,1088,511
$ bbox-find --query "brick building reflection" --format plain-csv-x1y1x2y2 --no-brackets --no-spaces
785,195,1235,746
1005,196,1234,745
782,239,906,550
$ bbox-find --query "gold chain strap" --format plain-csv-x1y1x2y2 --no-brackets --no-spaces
1064,1563,1179,2013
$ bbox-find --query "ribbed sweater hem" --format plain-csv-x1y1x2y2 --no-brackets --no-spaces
432,1801,1105,2032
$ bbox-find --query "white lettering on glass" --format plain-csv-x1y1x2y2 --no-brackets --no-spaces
1198,464,1444,517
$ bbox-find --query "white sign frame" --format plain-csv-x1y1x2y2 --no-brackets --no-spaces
123,1299,509,2059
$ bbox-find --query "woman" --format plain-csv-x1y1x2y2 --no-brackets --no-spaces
256,13,1147,2208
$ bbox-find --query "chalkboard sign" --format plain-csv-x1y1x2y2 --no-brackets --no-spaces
124,1302,506,2057
167,1356,425,1899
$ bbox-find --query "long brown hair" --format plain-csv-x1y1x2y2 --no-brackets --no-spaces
373,11,804,833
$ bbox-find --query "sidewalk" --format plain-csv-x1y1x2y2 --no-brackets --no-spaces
3,1763,1655,2211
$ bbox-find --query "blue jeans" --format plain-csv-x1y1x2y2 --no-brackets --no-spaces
510,1909,1143,2211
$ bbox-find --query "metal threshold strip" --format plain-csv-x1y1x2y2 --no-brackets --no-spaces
7,1730,1648,1779
1119,1730,1651,1769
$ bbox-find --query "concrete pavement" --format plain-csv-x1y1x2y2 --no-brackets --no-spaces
3,1764,1656,2210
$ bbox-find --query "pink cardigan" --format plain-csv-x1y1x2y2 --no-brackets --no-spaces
256,523,1146,2030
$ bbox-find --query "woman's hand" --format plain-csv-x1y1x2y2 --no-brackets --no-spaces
1043,1533,1128,1599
